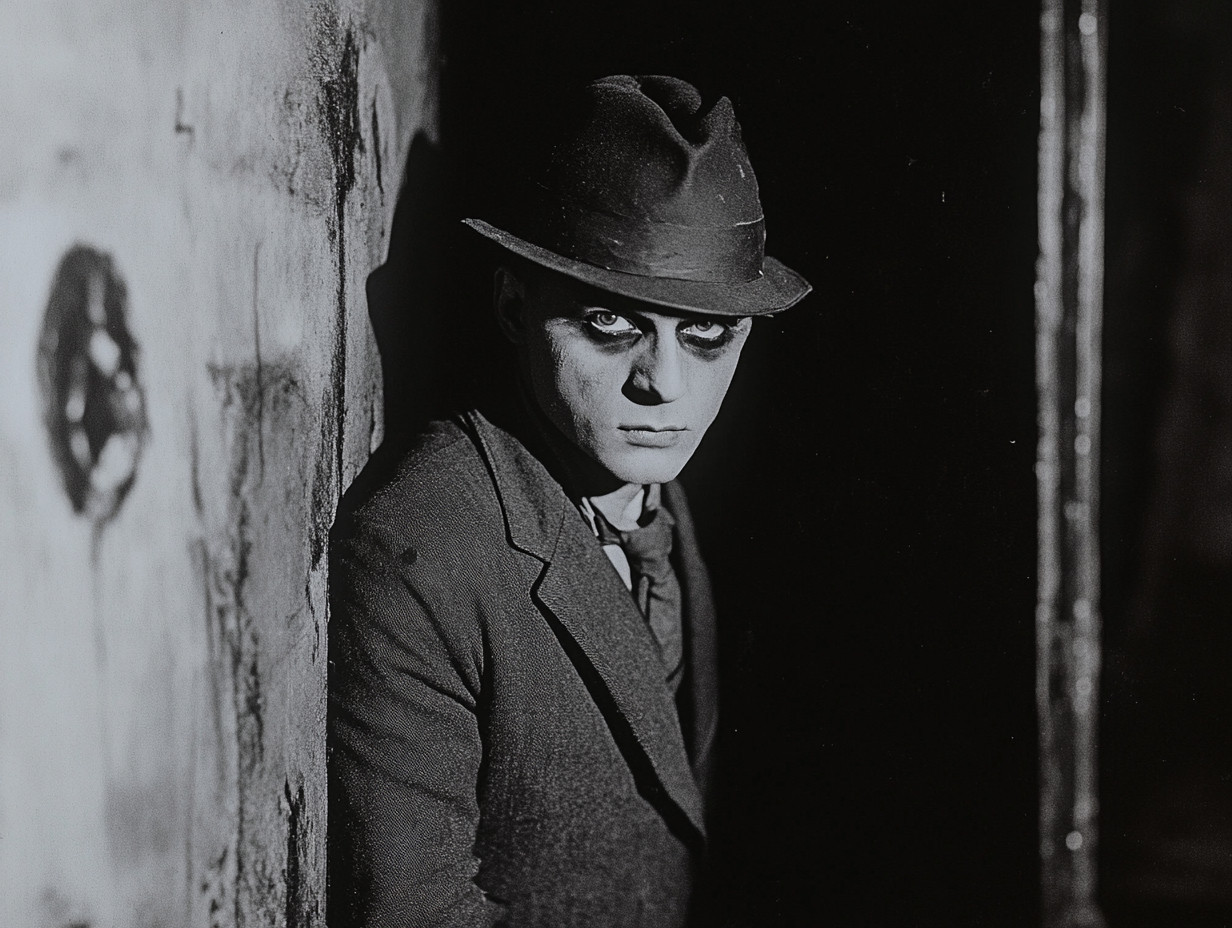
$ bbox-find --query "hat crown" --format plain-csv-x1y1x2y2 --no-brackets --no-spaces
462,74,811,316
539,75,763,230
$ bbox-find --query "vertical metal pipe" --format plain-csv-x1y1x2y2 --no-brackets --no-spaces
1036,0,1106,925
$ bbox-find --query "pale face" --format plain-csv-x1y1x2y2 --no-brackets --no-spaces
504,269,753,486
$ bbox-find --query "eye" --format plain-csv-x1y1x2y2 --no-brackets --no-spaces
680,319,731,343
584,310,639,336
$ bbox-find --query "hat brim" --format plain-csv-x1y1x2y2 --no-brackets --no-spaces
463,218,811,317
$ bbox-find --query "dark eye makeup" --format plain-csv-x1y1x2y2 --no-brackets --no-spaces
582,311,640,337
678,319,739,349
579,308,746,352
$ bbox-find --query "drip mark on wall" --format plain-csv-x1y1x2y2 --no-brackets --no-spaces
252,244,266,476
313,11,362,497
371,94,384,197
175,87,195,137
190,416,205,518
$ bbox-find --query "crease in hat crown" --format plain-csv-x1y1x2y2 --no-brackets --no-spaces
464,74,811,316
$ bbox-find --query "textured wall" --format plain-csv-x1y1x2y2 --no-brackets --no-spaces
0,2,436,925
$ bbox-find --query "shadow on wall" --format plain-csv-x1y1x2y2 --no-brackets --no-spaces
327,127,513,921
339,130,507,518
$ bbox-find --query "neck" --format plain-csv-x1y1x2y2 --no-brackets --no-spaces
589,483,649,532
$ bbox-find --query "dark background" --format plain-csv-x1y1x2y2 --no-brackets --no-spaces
361,1,1232,924
1100,1,1232,926
439,3,1042,927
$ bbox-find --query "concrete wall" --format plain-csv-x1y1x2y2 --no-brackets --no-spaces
0,2,436,925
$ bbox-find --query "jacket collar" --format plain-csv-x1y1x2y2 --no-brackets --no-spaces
462,408,707,842
462,405,568,564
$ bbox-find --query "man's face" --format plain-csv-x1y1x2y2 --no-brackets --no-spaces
507,269,753,486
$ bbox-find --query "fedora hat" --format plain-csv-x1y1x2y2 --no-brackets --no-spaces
464,74,811,316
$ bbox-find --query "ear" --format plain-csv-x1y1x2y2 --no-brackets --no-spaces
493,264,529,344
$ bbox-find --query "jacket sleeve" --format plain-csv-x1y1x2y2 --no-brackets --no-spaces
327,523,504,928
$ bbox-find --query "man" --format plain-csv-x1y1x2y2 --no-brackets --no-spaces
327,74,810,927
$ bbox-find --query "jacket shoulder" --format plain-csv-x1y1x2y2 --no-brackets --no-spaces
334,416,505,552
337,416,505,539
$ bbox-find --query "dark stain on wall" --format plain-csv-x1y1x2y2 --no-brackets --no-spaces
200,845,230,928
40,885,92,928
283,777,316,928
36,244,148,523
205,360,316,925
371,94,384,198
192,540,230,795
312,8,362,499
220,425,259,928
272,84,314,206
318,24,361,241
251,244,267,475
310,382,339,572
174,87,195,138
211,368,262,775
190,417,206,518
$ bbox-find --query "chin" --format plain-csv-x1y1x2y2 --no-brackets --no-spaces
598,446,690,486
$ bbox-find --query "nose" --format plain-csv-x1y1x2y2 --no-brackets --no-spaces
625,334,686,404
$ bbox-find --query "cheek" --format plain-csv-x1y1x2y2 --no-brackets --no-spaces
684,352,744,428
558,355,619,431
540,339,623,438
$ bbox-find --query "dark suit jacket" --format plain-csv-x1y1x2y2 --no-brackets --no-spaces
328,408,719,927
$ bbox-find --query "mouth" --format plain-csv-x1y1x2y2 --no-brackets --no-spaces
619,425,687,448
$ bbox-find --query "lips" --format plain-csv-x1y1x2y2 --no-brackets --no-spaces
619,425,686,448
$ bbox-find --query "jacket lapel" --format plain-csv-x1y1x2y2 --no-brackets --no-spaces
464,409,707,842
